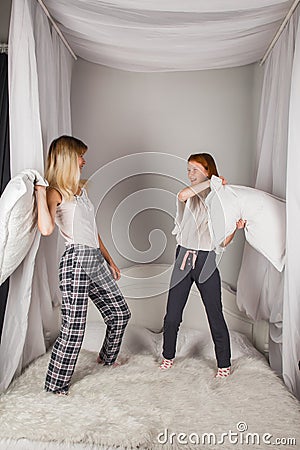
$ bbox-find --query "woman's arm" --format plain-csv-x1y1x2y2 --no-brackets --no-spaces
222,219,247,247
35,186,61,236
98,234,121,280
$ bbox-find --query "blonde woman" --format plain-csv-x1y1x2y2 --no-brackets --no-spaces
35,135,131,395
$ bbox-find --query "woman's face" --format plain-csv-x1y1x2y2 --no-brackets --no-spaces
187,161,208,185
78,151,86,171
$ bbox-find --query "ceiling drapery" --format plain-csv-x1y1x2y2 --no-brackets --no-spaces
44,0,293,71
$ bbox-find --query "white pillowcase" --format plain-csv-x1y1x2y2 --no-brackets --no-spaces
205,176,286,272
0,169,48,285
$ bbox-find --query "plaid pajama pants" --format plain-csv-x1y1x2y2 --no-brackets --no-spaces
45,244,131,394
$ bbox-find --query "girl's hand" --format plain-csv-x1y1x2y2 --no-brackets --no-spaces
219,176,227,185
236,219,247,229
109,262,121,281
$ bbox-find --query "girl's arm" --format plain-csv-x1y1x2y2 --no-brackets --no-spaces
177,176,227,203
98,234,121,280
35,186,61,236
222,219,247,247
177,180,210,202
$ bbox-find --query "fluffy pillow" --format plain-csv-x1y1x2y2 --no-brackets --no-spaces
0,169,48,285
205,176,286,272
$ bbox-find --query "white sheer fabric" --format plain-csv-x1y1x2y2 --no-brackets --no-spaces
237,9,300,398
8,0,44,176
43,0,293,72
284,16,300,399
0,0,72,392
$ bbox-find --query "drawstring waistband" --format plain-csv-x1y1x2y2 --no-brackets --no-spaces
180,250,198,271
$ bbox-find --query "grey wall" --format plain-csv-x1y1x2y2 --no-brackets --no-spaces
71,60,263,288
0,0,12,43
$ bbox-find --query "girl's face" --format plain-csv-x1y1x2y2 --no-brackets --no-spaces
187,161,208,185
78,152,86,171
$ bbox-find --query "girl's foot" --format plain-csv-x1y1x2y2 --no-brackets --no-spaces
159,358,174,370
215,367,231,378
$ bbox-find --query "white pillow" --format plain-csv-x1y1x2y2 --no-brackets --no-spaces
177,327,263,360
121,325,263,361
205,176,286,272
84,322,262,361
0,169,47,285
122,324,162,356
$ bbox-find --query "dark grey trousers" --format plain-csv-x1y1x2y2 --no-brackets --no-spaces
163,245,231,368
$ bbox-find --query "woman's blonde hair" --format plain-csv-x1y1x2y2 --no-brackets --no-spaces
45,135,87,200
188,153,219,179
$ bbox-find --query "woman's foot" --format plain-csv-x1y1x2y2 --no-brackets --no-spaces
97,354,124,367
159,358,174,370
215,367,231,378
96,355,104,364
49,390,68,396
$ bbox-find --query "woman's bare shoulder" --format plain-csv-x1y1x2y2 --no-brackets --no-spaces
47,187,62,205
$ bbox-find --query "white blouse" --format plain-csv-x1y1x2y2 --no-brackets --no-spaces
172,190,213,251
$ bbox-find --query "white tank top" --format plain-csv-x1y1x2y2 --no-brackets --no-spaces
55,188,99,248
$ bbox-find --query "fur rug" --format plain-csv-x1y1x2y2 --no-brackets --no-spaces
0,349,299,450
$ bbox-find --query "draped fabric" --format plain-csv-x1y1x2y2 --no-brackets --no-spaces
0,53,10,342
284,16,300,399
237,8,300,398
43,0,293,72
0,0,73,392
0,54,10,194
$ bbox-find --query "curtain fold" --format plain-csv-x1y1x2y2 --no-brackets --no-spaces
43,0,293,72
237,8,300,398
0,0,73,392
0,53,10,343
284,15,300,399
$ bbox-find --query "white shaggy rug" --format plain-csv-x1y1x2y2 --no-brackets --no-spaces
0,345,299,450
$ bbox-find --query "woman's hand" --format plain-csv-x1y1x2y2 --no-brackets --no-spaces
109,262,121,281
34,184,47,192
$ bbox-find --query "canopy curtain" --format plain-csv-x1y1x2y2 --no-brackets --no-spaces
0,52,10,342
237,8,300,399
284,14,300,400
0,0,73,392
43,0,293,72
